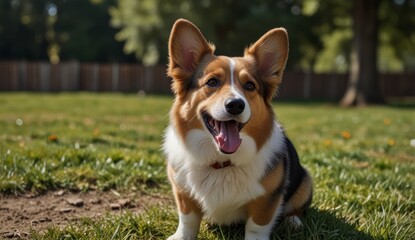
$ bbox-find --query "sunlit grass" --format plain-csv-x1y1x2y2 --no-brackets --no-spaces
0,93,170,193
0,93,414,239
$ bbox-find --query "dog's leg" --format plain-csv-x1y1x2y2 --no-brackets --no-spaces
286,215,303,229
245,196,284,240
244,152,287,240
168,166,202,240
245,217,275,240
282,171,312,229
168,192,202,240
168,211,201,240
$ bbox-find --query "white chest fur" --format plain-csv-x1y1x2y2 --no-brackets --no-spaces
163,124,284,224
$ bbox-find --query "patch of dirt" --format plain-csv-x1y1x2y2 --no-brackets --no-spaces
0,190,170,239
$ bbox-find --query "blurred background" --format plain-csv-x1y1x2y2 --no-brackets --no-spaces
0,0,414,105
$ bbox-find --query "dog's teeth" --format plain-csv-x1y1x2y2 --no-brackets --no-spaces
209,118,214,127
215,120,220,132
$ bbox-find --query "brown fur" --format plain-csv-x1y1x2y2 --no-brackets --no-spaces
246,160,286,225
168,165,203,216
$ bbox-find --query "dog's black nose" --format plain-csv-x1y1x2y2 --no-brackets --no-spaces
225,98,245,115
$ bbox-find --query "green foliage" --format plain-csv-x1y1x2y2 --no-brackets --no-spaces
109,0,164,65
108,0,318,68
1,93,414,239
1,0,414,70
314,29,352,72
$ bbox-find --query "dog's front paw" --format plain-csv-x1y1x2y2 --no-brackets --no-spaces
245,217,272,240
244,232,269,240
167,233,196,240
168,211,201,240
286,216,303,229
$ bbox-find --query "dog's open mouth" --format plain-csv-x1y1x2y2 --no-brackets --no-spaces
202,112,244,154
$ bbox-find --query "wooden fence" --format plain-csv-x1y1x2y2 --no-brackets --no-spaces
0,61,171,94
0,61,414,100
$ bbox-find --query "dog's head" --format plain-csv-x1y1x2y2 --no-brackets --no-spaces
168,19,288,154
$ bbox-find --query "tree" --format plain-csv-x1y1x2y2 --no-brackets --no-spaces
109,0,318,68
302,0,415,105
340,0,383,106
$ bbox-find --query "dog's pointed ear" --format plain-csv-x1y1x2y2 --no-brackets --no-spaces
245,28,288,102
168,19,215,94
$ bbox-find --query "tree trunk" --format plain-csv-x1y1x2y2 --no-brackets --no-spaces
340,0,384,106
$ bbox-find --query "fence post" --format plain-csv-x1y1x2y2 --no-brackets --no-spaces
72,61,80,91
303,69,311,99
329,72,338,101
111,63,119,91
18,61,27,91
92,63,99,92
40,62,50,92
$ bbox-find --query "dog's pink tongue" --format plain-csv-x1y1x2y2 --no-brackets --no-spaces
215,121,242,154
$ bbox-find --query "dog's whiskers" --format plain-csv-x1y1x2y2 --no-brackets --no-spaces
184,113,199,130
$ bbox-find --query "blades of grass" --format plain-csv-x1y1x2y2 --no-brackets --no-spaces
110,219,122,240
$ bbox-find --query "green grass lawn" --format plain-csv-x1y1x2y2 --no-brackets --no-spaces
0,93,414,239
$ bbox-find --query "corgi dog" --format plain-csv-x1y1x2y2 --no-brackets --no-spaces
163,19,312,240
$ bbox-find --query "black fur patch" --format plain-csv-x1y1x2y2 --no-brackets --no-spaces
283,136,306,202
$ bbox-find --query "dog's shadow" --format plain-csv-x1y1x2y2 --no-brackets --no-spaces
207,208,374,240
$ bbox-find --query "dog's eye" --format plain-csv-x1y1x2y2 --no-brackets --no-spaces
244,81,256,91
206,78,220,88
